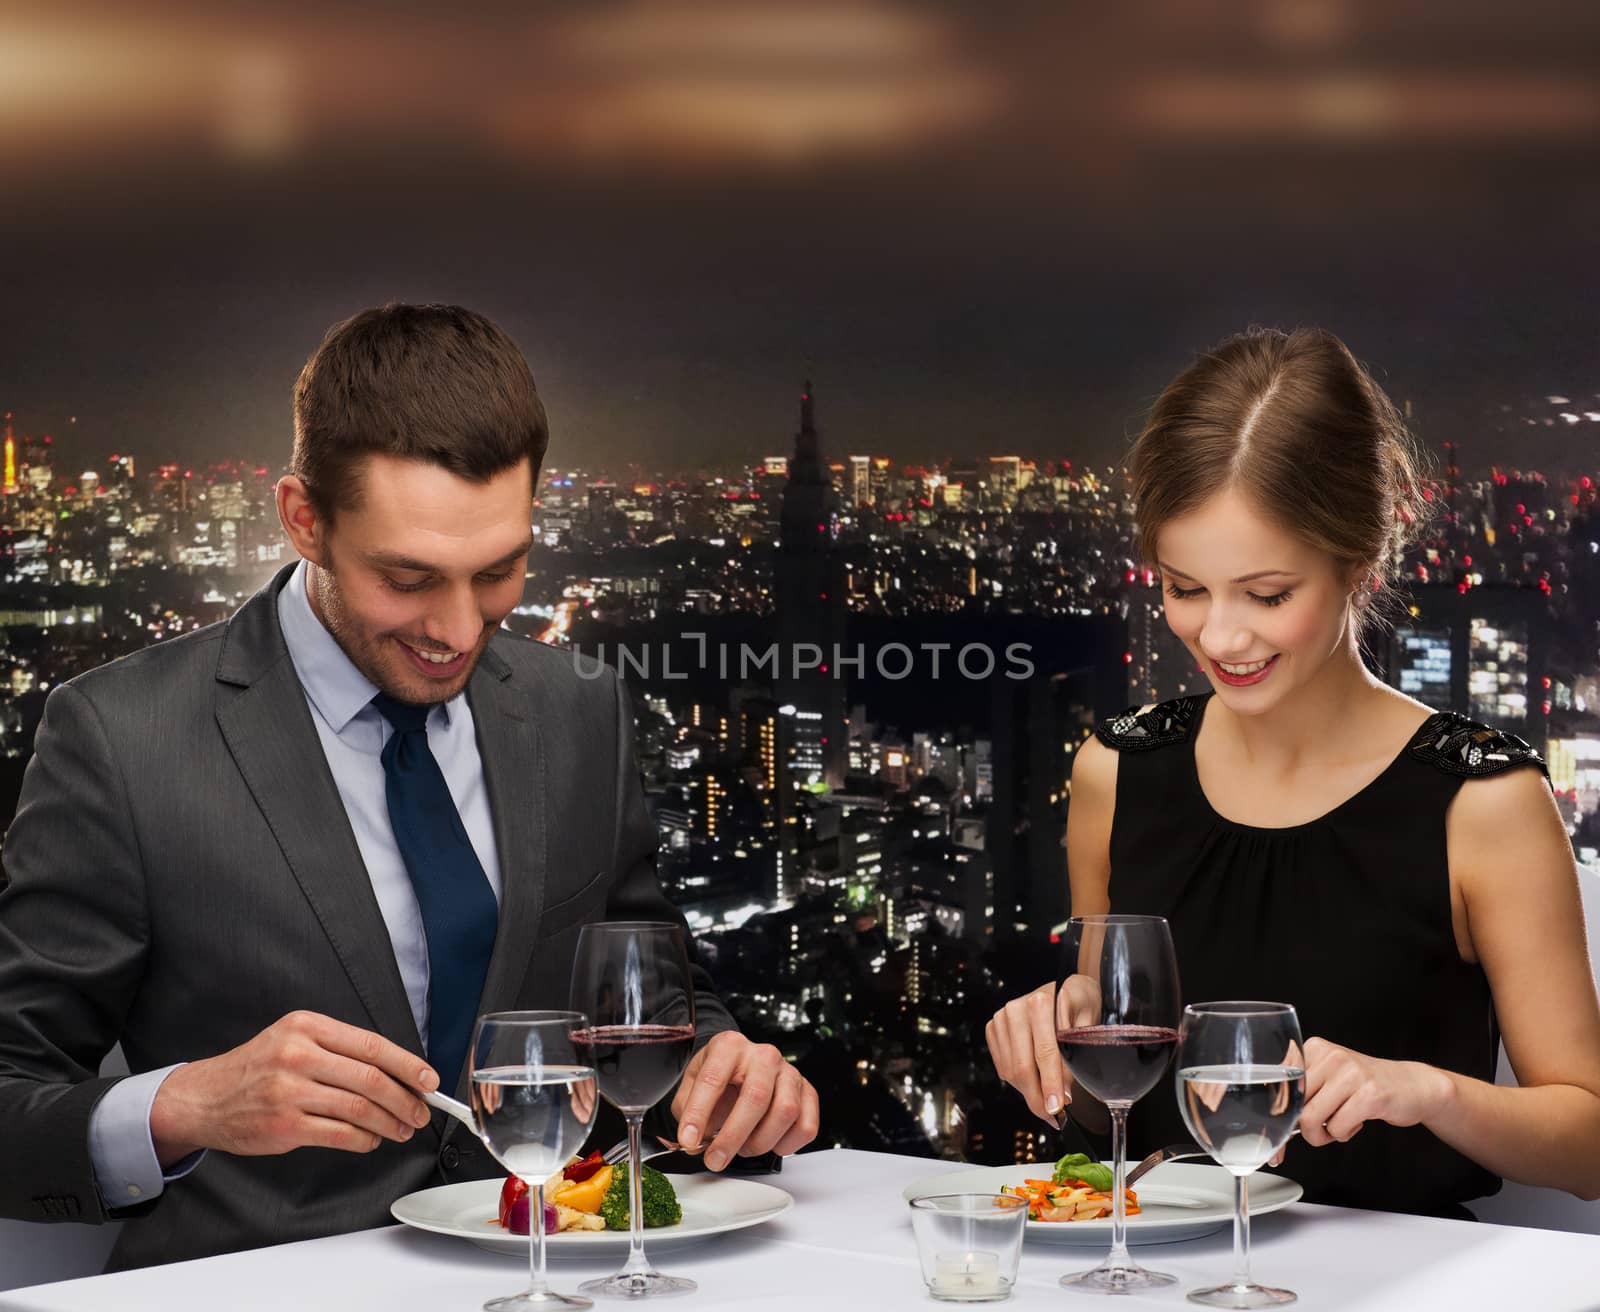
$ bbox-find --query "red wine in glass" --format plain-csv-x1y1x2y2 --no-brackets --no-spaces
1056,1024,1179,1104
1057,914,1182,1296
571,1024,696,1112
569,922,697,1300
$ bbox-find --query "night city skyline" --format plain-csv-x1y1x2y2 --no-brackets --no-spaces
1,370,1597,1170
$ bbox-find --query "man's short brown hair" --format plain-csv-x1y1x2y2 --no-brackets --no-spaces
291,303,549,522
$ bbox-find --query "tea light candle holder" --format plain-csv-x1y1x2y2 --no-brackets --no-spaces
933,1250,1003,1297
909,1194,1027,1303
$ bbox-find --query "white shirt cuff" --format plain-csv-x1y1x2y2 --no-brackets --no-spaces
88,1063,205,1210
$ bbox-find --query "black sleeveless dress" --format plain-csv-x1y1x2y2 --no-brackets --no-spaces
1096,694,1546,1218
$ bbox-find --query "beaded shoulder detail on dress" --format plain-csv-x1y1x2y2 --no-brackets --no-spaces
1407,712,1546,778
1094,696,1206,752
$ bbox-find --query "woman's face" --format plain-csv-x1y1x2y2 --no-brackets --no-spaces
1155,484,1360,715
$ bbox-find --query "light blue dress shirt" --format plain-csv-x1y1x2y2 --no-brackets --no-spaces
87,560,503,1208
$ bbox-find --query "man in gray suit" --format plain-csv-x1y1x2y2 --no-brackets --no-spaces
0,304,818,1269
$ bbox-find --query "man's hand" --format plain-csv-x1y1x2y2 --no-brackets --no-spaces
985,975,1101,1128
149,1011,438,1168
668,1032,819,1171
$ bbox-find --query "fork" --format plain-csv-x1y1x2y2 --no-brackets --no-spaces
601,1137,698,1167
1125,1128,1302,1188
601,1136,784,1175
1124,1142,1207,1189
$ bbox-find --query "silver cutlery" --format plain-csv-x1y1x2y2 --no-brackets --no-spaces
1125,1142,1208,1189
418,1089,706,1168
1125,1128,1301,1189
418,1086,478,1134
601,1136,703,1167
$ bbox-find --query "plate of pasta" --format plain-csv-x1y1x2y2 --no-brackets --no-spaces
901,1158,1301,1246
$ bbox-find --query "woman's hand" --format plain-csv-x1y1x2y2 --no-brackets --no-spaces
986,976,1101,1128
1297,1036,1452,1148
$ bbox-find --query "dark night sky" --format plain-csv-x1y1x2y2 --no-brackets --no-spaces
2,2,1598,477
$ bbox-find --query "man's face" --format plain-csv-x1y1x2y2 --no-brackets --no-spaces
306,454,534,705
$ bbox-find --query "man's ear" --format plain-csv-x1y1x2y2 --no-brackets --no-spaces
275,475,328,565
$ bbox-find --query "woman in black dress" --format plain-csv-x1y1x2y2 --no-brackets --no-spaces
987,327,1600,1217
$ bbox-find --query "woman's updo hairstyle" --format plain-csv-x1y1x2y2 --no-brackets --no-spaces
1128,326,1430,625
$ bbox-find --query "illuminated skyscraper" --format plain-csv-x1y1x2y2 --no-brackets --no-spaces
1385,584,1549,744
847,455,872,508
988,456,1021,510
1395,629,1452,702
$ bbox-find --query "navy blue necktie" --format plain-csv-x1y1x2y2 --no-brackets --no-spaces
372,693,499,1095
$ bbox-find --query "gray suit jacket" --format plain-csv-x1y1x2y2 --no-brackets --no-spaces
0,565,733,1269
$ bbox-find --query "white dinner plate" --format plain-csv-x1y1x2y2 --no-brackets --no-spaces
392,1174,794,1258
902,1162,1302,1246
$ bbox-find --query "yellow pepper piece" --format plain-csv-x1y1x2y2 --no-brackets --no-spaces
557,1164,614,1215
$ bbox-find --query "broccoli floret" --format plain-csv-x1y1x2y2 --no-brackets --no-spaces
599,1162,682,1231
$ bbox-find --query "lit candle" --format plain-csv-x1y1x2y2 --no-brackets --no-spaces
931,1249,1004,1298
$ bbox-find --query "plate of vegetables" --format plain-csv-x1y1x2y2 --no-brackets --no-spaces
902,1153,1301,1246
392,1151,794,1257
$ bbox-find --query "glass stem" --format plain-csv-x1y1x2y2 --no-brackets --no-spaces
529,1180,549,1296
1106,1103,1132,1271
1230,1172,1253,1290
621,1111,651,1277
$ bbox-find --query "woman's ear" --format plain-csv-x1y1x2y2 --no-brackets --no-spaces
1345,560,1377,606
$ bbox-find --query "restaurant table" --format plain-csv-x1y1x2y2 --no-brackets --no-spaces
7,1149,1600,1311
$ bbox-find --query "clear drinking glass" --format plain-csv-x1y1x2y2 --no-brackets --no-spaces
470,1011,601,1311
1056,914,1182,1295
909,1194,1028,1303
570,922,698,1299
1176,1002,1306,1308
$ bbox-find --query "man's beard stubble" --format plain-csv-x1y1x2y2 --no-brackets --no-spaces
307,562,486,707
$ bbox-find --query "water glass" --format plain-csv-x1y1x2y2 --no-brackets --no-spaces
470,1010,600,1310
1176,1001,1305,1308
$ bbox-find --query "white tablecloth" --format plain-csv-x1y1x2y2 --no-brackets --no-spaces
7,1149,1600,1311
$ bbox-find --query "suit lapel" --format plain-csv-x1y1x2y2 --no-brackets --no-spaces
213,569,424,1057
461,642,549,1098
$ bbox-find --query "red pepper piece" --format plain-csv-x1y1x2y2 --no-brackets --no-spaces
563,1151,606,1183
498,1175,528,1230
